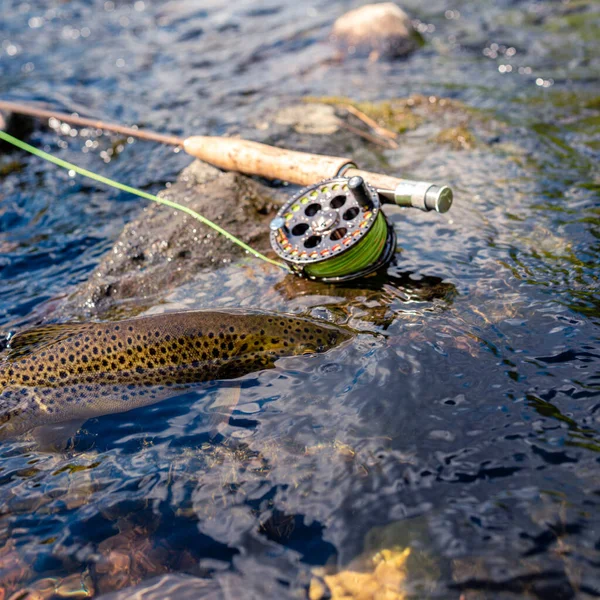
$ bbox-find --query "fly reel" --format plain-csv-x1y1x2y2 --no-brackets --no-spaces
269,176,396,282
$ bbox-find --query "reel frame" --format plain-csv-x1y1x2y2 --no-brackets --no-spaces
270,177,396,283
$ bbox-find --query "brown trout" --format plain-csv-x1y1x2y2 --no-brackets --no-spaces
0,310,350,445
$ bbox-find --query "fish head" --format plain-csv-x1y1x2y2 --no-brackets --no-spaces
293,324,352,355
236,313,352,359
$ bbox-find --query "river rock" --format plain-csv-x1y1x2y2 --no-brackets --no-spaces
273,104,339,135
58,95,488,321
95,571,289,600
62,159,284,317
330,3,422,60
0,110,34,146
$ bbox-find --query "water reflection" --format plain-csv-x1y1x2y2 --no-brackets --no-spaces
274,268,458,327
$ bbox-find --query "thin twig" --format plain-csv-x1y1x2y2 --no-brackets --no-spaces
343,104,398,142
339,120,398,149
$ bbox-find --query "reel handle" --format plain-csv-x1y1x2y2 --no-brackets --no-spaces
183,136,453,214
344,168,453,214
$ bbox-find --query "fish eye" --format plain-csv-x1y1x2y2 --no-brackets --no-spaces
301,345,317,355
300,341,325,355
297,341,317,355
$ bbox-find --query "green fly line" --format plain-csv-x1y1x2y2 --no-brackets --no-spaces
304,212,388,279
0,130,290,272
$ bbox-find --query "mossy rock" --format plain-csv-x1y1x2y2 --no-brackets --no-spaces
305,96,422,134
434,125,477,150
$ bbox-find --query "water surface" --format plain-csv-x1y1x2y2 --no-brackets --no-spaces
0,0,599,598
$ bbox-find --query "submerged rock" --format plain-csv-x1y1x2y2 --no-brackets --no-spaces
273,104,340,135
96,574,219,600
434,125,477,150
331,3,422,60
310,547,411,600
302,94,504,149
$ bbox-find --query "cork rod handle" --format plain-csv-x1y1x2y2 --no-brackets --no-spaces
183,136,432,194
183,136,349,187
184,136,453,213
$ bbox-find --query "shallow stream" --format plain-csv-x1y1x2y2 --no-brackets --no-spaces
1,0,599,598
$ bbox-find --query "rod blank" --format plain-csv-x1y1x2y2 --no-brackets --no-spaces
0,100,184,146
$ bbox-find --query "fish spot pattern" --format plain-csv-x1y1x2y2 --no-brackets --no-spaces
0,311,349,434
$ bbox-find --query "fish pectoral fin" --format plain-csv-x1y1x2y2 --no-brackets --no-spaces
7,322,90,360
31,419,86,452
207,385,242,439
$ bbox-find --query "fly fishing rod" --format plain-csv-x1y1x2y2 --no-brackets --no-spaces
0,100,453,282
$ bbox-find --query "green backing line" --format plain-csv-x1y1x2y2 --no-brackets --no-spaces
0,130,290,272
305,212,388,279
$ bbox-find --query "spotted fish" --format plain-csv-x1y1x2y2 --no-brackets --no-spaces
0,310,350,446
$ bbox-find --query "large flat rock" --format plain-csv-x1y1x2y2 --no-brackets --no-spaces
62,160,284,317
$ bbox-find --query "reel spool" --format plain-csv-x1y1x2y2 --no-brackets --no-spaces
269,176,396,282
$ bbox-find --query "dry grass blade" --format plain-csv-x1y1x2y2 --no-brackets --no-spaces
343,104,399,142
339,120,399,149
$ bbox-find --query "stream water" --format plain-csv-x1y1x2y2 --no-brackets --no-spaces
0,0,599,598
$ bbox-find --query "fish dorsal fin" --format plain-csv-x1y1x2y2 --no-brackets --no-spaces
7,323,89,359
